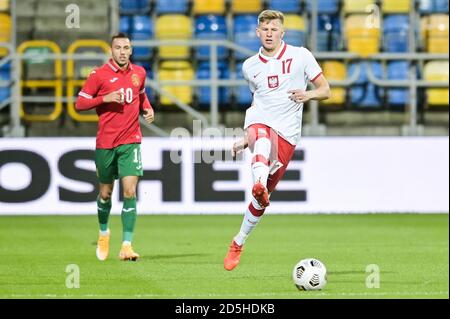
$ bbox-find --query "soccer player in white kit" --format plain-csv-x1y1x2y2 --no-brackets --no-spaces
224,10,331,271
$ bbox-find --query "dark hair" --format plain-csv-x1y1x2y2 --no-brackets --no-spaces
111,32,130,46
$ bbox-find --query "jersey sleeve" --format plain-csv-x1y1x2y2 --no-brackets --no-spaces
302,48,323,83
75,70,104,111
78,69,100,99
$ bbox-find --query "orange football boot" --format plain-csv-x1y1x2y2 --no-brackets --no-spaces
119,243,140,261
224,240,243,271
252,182,270,208
96,229,110,261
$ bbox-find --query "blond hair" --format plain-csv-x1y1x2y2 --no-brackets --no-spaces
258,10,284,25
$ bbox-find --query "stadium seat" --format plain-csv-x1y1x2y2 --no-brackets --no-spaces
267,0,300,13
233,15,260,59
231,0,262,14
195,15,228,60
305,0,340,14
345,14,380,57
120,0,150,14
383,15,409,52
0,62,10,102
424,60,449,106
131,15,153,59
0,0,9,11
0,13,11,56
382,0,410,13
193,0,226,15
426,14,449,53
419,0,449,13
119,16,131,33
283,15,307,48
158,61,194,106
321,61,346,105
348,62,383,108
17,40,63,121
343,0,376,13
155,15,192,59
155,0,189,14
387,61,409,106
234,61,253,107
196,61,230,108
316,14,341,51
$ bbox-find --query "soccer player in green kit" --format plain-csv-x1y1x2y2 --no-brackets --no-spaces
76,33,154,261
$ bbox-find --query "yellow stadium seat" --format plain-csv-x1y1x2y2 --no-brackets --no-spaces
382,0,410,13
345,14,380,57
343,0,375,13
427,14,449,53
424,61,449,106
159,61,194,106
284,14,306,31
155,15,192,59
321,61,346,105
0,13,11,56
231,0,262,14
0,0,9,11
193,0,226,15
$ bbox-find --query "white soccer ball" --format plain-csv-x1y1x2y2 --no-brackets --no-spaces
292,258,327,291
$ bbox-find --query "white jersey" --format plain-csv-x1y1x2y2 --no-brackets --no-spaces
242,42,322,145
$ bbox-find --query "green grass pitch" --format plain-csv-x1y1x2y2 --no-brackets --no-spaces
0,214,448,299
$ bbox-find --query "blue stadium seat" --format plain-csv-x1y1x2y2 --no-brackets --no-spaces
267,0,300,13
155,0,189,14
235,61,253,107
195,15,228,60
119,16,131,34
120,0,150,14
419,0,449,13
131,15,153,59
196,62,230,107
387,61,409,105
435,0,449,12
233,15,260,59
306,0,340,13
316,14,341,51
0,62,10,102
348,62,383,108
383,15,409,52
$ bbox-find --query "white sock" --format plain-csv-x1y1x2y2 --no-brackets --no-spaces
234,203,264,246
252,162,269,187
122,240,131,246
252,137,271,187
100,229,110,236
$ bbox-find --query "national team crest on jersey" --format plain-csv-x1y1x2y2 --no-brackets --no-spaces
267,75,279,88
131,74,140,87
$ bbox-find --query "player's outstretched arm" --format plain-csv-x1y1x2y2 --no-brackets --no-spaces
287,74,331,104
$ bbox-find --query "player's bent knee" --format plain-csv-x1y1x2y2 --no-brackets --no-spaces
123,189,136,199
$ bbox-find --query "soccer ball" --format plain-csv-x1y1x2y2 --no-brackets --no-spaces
292,258,327,291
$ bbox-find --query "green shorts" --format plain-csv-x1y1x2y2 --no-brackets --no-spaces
95,143,143,184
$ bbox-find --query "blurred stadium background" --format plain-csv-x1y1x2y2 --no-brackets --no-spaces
0,0,448,137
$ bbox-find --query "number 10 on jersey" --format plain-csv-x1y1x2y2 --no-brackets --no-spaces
119,88,133,104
